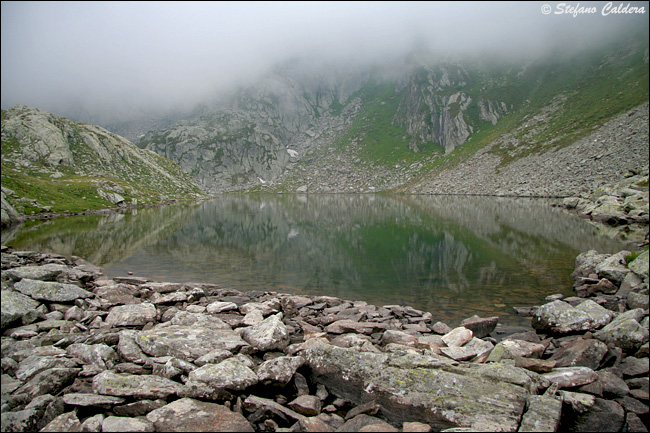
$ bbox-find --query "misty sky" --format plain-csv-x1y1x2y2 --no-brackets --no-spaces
2,1,648,121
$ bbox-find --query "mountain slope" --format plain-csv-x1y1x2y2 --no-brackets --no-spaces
136,32,648,196
1,105,204,224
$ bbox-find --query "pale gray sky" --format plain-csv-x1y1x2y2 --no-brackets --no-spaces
2,1,647,120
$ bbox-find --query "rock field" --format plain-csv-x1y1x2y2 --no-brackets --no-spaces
1,243,648,432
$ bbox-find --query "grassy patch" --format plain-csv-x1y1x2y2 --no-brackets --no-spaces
626,247,649,265
333,79,443,167
1,167,114,214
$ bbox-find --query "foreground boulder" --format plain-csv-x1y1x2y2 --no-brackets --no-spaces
146,398,253,432
532,300,613,333
303,342,548,431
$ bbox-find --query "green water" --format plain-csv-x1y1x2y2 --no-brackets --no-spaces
2,194,633,328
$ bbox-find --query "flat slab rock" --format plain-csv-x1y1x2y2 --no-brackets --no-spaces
134,325,249,362
303,342,546,431
146,397,253,432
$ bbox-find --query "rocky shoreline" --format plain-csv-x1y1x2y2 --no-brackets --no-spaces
557,170,650,245
1,244,648,432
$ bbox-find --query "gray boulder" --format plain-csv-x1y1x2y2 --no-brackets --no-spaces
186,357,258,391
15,367,80,399
595,250,631,285
1,190,21,227
13,279,94,302
593,309,649,350
439,337,494,362
542,367,598,389
92,370,182,399
573,250,610,278
627,288,649,310
62,393,125,407
241,313,290,352
1,290,41,328
39,412,81,433
205,301,238,314
257,355,305,384
169,311,231,330
102,416,154,432
485,339,545,363
628,250,649,281
562,398,625,432
518,395,562,432
66,343,118,370
549,338,608,370
15,355,79,382
4,264,69,282
441,326,473,347
134,325,248,362
304,342,541,431
146,397,253,432
105,303,157,327
532,300,612,333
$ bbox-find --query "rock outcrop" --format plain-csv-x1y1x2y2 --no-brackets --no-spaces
0,105,204,226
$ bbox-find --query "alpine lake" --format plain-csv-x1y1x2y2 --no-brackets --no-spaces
1,194,635,330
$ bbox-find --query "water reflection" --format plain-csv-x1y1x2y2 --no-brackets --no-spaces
2,194,632,327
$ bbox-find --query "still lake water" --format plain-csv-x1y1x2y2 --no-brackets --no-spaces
2,194,633,328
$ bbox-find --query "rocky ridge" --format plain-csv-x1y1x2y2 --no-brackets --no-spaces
1,105,204,228
1,245,648,432
138,57,507,194
404,102,649,198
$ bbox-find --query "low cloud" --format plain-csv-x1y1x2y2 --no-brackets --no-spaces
2,1,647,122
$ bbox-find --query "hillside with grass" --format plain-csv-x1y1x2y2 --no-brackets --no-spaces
1,105,204,226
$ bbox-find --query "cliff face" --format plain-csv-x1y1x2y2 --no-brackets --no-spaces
140,60,369,193
392,62,507,154
138,55,512,194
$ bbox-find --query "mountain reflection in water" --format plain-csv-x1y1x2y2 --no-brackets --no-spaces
2,194,633,328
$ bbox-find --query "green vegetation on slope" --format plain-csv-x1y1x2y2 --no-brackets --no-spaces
1,108,204,218
333,79,444,167
396,33,649,189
